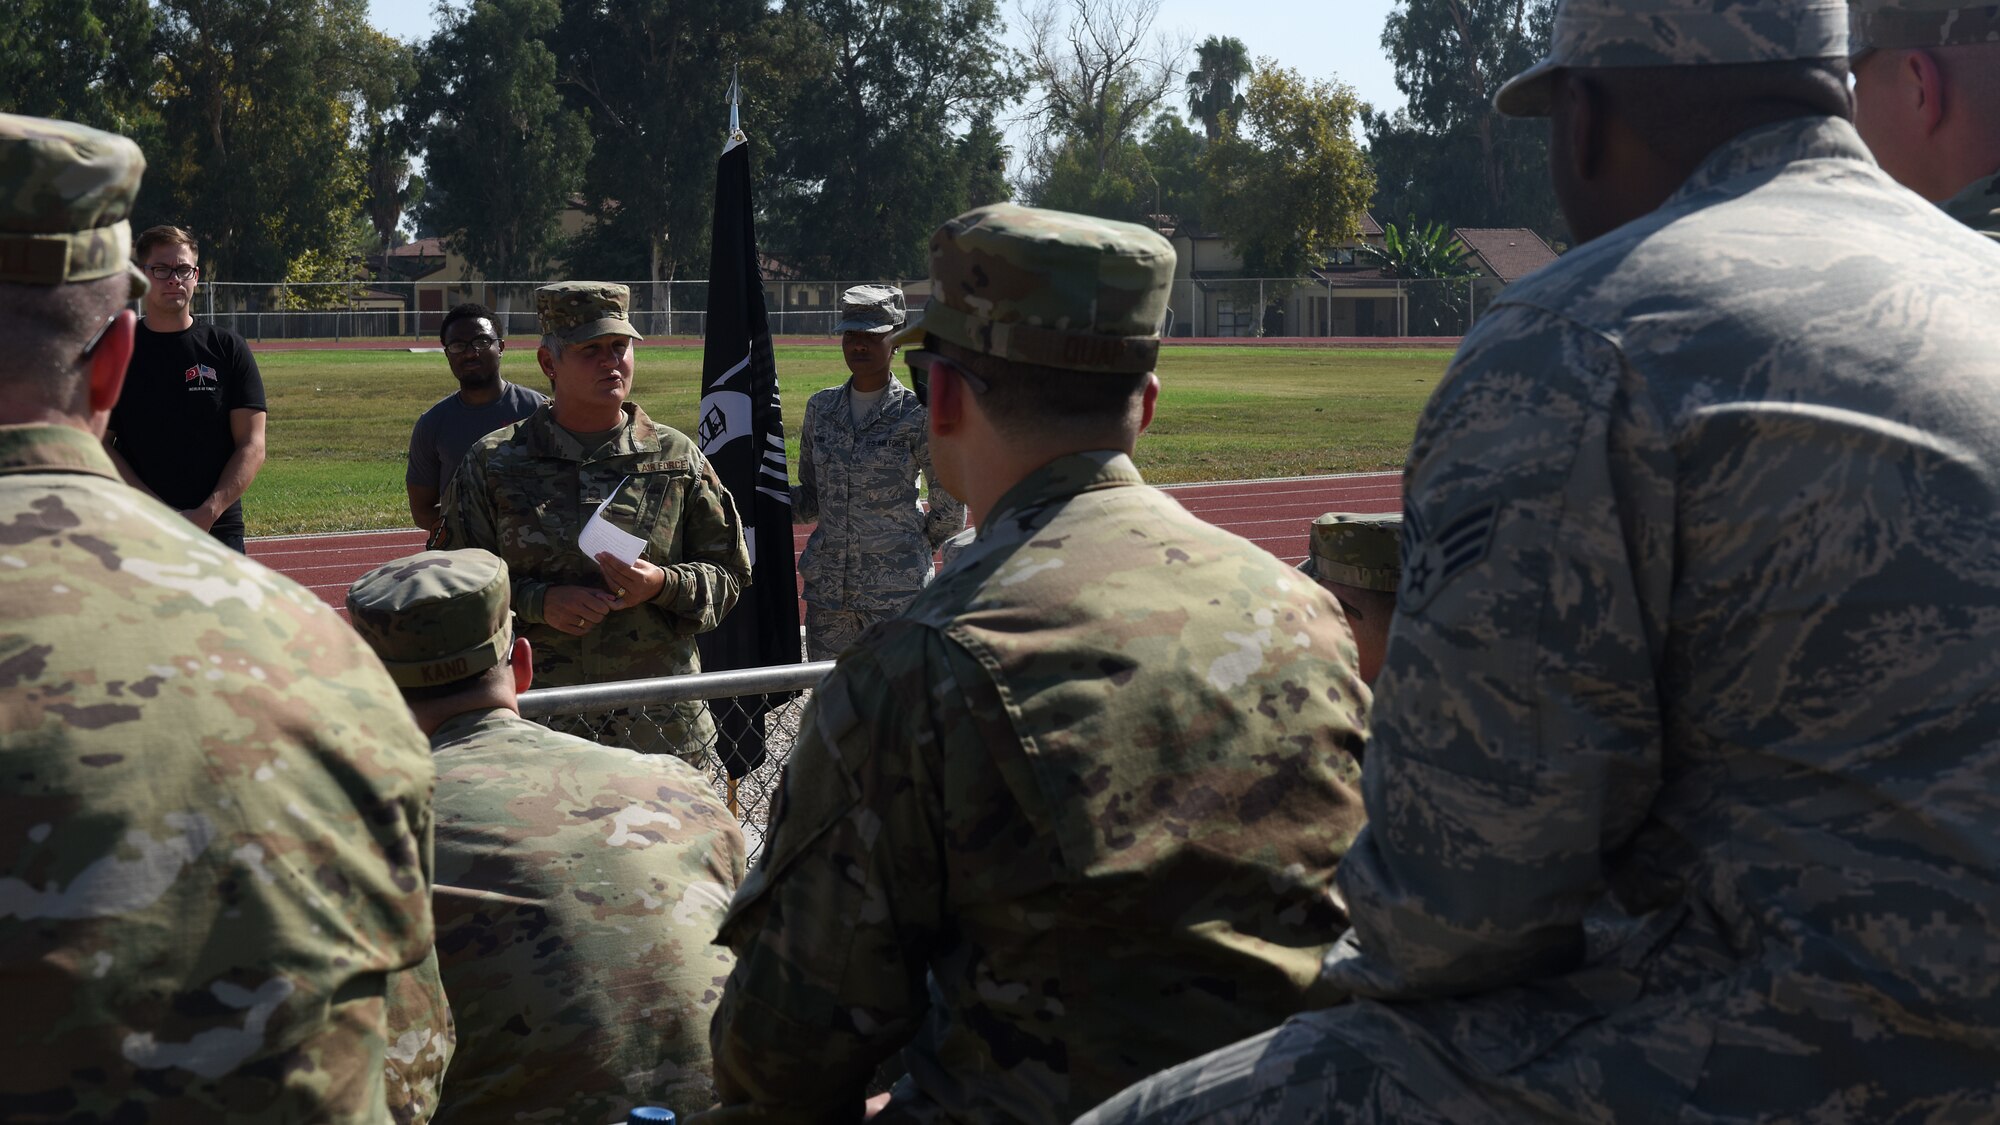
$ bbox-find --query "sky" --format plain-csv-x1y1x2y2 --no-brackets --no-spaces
364,1,1409,117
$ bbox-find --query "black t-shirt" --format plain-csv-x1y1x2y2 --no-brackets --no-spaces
110,322,266,531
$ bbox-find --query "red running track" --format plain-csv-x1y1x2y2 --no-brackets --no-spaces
248,470,1402,615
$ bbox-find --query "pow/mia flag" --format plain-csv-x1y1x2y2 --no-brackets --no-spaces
695,87,802,778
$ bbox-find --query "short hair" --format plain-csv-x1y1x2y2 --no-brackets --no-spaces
134,225,198,262
1582,58,1852,165
439,302,497,346
934,338,1149,441
0,275,129,414
1326,582,1396,627
539,333,566,359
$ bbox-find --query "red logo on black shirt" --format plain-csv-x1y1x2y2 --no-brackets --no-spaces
183,363,217,387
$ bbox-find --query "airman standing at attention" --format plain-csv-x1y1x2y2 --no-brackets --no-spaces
348,549,745,1122
1849,0,2000,238
793,284,965,660
703,203,1371,1124
0,112,442,1122
1082,0,2000,1120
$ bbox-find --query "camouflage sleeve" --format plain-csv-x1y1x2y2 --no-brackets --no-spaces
707,632,950,1122
438,449,551,624
916,422,965,550
652,451,749,632
1324,305,1675,1000
791,403,819,525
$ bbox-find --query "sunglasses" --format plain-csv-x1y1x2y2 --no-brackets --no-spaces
903,348,989,408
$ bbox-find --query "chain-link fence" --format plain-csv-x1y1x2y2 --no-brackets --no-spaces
194,275,1509,342
519,660,835,861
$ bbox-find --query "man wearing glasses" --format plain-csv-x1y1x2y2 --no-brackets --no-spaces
406,302,544,533
104,224,266,551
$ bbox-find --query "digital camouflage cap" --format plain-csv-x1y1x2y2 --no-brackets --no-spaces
537,281,645,345
347,549,514,689
0,113,149,298
891,203,1175,374
1300,511,1403,592
1849,0,2000,52
834,284,907,335
1494,0,1850,117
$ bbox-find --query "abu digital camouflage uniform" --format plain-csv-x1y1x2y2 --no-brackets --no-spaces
437,290,751,766
1083,3,2000,1122
794,391,963,658
795,285,965,660
0,112,443,1123
1849,0,2000,241
347,549,748,1123
705,205,1372,1124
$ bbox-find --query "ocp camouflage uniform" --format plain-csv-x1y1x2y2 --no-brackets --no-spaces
438,401,750,764
704,204,1372,1125
1082,3,2000,1122
349,548,749,1123
429,709,743,1121
793,376,964,658
2,424,446,1123
0,112,443,1123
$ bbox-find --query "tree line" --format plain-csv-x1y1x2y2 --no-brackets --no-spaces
0,0,1561,290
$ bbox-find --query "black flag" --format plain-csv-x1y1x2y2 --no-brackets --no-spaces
695,95,801,779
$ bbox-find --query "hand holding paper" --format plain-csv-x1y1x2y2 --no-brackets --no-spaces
579,498,646,567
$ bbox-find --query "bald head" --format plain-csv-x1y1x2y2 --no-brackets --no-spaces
1853,42,2000,200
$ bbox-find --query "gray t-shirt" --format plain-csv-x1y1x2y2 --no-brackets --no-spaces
406,381,547,491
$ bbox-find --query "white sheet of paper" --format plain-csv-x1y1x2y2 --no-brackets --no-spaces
578,501,646,567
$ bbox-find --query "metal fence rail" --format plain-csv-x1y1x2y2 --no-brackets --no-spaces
197,275,1506,342
520,660,835,859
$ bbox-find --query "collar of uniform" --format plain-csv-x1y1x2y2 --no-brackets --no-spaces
524,400,663,462
980,450,1143,536
1940,170,2000,241
428,705,526,751
841,373,911,425
1669,115,1869,206
0,423,121,480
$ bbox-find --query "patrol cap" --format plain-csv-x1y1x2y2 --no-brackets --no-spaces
1849,0,2000,52
1494,0,1850,117
0,113,149,298
890,203,1175,374
346,549,513,689
834,283,907,334
1299,512,1403,592
536,281,644,345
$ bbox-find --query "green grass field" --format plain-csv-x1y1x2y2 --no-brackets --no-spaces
250,344,1451,536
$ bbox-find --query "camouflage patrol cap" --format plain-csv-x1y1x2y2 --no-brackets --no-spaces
1849,0,2000,52
0,113,149,298
1495,0,1850,117
1299,512,1403,592
834,284,907,335
346,549,513,689
536,281,644,345
890,203,1175,374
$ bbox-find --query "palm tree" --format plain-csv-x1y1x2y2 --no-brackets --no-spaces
1362,217,1480,335
1185,36,1251,141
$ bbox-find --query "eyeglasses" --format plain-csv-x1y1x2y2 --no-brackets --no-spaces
80,311,119,362
444,336,501,357
904,348,988,407
144,264,198,283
